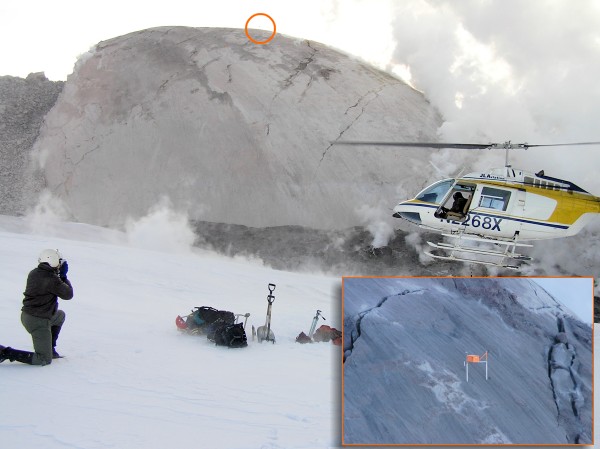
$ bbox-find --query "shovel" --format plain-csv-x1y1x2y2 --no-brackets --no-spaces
257,283,276,343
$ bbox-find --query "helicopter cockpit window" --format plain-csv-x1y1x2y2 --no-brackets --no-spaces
415,179,454,204
479,187,511,211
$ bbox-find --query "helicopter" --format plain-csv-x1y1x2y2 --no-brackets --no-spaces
336,141,600,269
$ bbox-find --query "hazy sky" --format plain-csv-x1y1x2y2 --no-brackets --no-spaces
0,0,397,81
533,278,594,324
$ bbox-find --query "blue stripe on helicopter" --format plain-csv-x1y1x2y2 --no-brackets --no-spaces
404,202,570,230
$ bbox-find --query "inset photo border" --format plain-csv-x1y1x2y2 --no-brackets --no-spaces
342,277,593,446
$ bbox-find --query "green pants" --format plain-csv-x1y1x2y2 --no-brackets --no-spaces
21,310,65,366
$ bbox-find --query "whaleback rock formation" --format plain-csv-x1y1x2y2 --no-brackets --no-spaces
32,27,441,228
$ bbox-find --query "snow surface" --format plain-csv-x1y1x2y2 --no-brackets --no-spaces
0,215,342,449
0,214,596,449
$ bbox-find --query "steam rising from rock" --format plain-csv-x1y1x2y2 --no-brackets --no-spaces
125,197,196,253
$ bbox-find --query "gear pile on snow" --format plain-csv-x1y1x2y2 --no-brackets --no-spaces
175,286,340,348
296,309,342,345
176,306,248,348
313,325,342,345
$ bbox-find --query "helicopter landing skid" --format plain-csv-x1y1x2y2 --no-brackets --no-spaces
424,250,521,270
440,233,533,248
425,234,532,270
427,241,532,260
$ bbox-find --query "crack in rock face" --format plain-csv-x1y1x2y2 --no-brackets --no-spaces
344,288,424,362
547,316,587,443
318,84,393,167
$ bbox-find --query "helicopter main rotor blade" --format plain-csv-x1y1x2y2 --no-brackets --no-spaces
522,141,600,148
335,140,600,150
334,141,491,149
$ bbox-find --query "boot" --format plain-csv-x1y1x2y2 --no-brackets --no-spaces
1,347,34,365
51,325,62,359
0,345,7,363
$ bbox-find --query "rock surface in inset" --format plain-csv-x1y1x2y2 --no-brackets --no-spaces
343,278,592,445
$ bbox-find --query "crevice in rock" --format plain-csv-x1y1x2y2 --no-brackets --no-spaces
299,75,314,101
547,315,583,443
546,343,561,422
272,40,317,102
158,79,169,91
316,84,392,169
174,36,195,46
344,288,425,362
58,144,102,197
71,145,100,167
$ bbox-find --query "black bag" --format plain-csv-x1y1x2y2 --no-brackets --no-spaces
187,306,235,330
209,322,248,348
204,318,231,340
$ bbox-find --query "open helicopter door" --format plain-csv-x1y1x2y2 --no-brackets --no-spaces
433,183,476,222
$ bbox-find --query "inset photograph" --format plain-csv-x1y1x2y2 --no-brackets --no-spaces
342,277,593,445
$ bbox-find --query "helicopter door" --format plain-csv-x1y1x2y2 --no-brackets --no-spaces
434,184,476,222
515,188,526,215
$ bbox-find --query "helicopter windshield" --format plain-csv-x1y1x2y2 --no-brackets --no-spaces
415,179,455,204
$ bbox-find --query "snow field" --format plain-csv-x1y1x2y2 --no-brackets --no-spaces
0,217,342,449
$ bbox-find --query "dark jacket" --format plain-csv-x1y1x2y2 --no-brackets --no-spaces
22,263,74,319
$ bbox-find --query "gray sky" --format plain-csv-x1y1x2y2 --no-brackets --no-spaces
533,277,594,324
0,0,397,80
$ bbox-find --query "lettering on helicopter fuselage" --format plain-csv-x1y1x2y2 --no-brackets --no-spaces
441,214,502,231
479,174,504,180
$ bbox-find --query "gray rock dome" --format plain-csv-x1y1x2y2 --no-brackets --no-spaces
34,27,441,228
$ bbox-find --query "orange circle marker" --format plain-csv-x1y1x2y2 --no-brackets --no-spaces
245,13,276,45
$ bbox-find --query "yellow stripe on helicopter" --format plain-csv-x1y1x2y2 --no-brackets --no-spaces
474,179,600,225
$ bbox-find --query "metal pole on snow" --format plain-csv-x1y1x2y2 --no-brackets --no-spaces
465,351,488,383
265,283,276,343
308,309,325,339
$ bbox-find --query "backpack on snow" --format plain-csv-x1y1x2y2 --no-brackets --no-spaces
208,322,248,348
186,306,235,331
177,306,247,347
